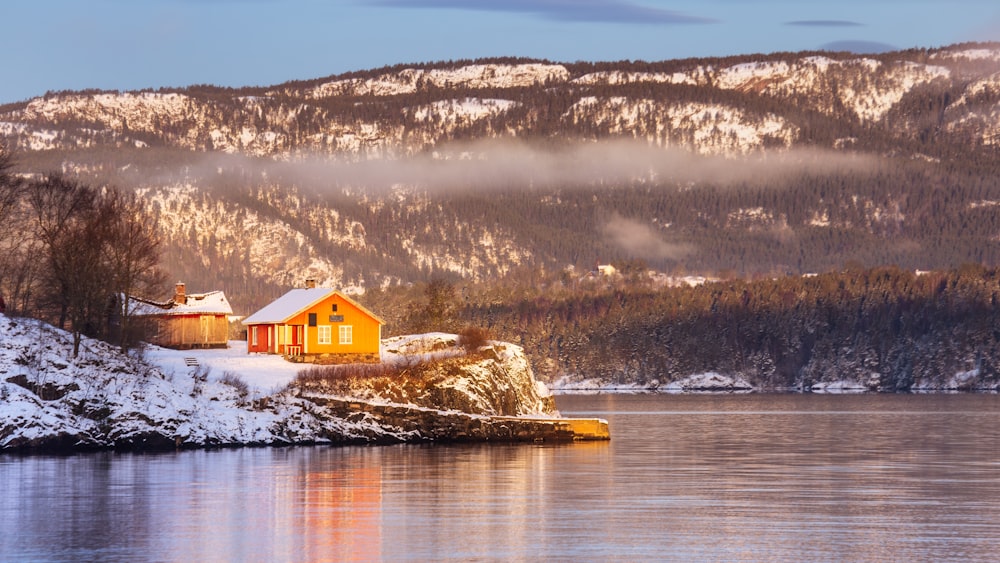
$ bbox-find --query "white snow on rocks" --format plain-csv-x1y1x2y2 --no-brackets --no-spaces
563,96,797,155
406,98,518,126
303,64,570,99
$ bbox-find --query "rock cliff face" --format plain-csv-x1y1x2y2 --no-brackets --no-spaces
0,317,561,452
296,333,558,417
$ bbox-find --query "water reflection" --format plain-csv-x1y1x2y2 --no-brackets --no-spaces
560,393,1000,561
3,394,1000,562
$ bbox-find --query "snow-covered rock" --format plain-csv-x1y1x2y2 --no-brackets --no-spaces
810,380,870,393
549,371,753,393
300,333,556,417
660,372,753,392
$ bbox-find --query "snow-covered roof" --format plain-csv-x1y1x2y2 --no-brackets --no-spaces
131,291,233,317
242,288,384,325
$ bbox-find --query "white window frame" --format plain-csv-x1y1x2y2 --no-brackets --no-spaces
339,325,353,345
251,326,258,346
318,325,332,345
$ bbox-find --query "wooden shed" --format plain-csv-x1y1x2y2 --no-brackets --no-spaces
242,281,383,363
132,282,233,349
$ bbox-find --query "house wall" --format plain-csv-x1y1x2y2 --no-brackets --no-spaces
290,294,381,356
247,324,272,353
150,314,229,349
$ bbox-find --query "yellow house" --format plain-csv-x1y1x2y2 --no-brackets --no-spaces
242,282,384,363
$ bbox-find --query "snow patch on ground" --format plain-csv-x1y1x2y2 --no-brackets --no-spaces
572,70,693,86
548,377,657,394
381,332,464,363
661,372,753,392
913,368,983,391
144,340,300,394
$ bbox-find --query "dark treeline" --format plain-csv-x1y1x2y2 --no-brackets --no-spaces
455,265,1000,391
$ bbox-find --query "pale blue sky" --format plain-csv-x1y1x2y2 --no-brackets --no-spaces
2,0,998,104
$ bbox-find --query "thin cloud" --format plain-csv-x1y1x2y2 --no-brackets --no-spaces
602,214,694,261
226,139,880,196
820,40,897,54
786,20,863,27
369,0,716,25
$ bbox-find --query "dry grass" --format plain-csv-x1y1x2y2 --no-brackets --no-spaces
292,355,450,401
219,371,250,399
295,362,406,386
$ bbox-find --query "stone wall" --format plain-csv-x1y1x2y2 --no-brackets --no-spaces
301,394,609,443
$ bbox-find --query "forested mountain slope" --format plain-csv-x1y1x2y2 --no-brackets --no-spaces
3,43,1000,315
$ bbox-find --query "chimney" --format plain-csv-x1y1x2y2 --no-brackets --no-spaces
305,279,317,289
174,282,187,305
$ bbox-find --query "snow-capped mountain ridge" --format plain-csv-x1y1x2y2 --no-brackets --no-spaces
4,44,999,159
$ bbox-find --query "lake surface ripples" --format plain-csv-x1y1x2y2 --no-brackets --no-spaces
3,393,1000,562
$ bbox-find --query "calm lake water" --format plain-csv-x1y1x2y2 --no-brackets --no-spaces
4,393,1000,562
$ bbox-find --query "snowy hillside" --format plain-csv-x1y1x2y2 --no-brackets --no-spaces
562,96,798,155
0,314,381,450
0,314,558,451
146,183,352,289
141,179,535,306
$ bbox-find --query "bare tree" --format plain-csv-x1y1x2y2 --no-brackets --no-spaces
27,174,98,328
101,188,166,351
26,174,113,355
0,234,44,317
61,205,113,355
26,173,167,354
0,144,19,222
0,144,23,314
